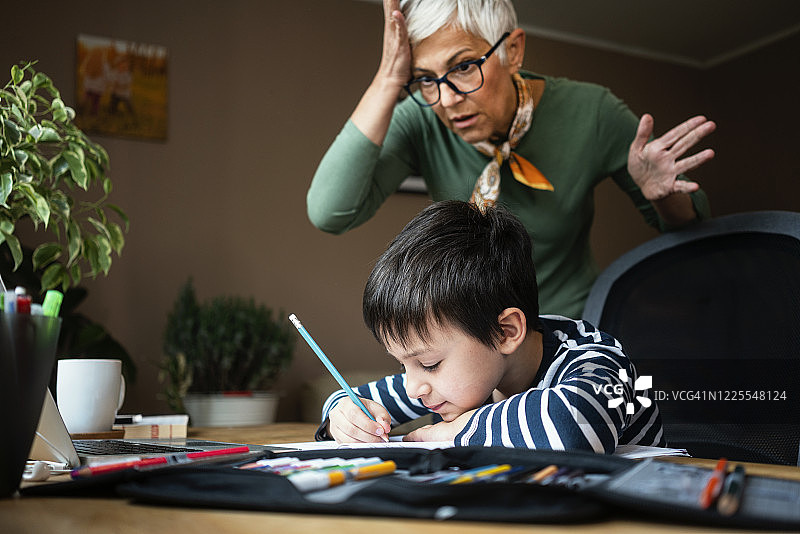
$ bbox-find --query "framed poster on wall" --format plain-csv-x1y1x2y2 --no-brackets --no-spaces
75,34,168,140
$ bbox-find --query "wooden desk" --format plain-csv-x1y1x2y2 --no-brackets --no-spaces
3,423,799,534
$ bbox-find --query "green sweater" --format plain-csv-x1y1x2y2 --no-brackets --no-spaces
308,73,710,318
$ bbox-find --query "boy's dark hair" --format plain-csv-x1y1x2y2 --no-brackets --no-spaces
363,200,540,349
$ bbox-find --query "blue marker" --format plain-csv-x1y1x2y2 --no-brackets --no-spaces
288,314,377,422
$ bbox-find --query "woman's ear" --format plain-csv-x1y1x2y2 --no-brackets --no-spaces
497,307,527,354
505,28,526,73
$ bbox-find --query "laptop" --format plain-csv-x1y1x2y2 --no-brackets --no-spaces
28,388,275,469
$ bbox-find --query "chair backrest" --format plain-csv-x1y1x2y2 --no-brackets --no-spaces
583,211,800,465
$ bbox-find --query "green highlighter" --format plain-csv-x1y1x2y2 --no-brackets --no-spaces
42,290,63,317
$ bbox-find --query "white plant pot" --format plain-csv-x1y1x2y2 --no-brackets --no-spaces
183,391,278,427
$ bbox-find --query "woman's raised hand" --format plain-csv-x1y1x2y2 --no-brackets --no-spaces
377,0,412,88
628,114,716,201
351,0,413,145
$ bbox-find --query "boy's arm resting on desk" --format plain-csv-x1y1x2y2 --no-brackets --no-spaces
403,410,477,442
453,348,665,452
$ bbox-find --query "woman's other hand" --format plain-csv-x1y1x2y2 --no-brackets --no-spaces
628,114,716,201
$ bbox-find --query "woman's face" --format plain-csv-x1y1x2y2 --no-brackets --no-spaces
411,25,519,145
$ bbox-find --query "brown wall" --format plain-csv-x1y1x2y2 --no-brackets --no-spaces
702,33,800,215
2,1,798,421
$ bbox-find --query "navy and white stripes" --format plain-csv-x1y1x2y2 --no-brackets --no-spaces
320,316,665,452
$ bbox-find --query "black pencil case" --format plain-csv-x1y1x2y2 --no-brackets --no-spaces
21,446,800,529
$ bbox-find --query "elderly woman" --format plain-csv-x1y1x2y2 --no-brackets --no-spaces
307,0,714,318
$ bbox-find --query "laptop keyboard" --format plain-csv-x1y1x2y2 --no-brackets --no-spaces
73,439,201,455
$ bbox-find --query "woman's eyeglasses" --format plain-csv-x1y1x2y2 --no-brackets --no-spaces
404,32,511,108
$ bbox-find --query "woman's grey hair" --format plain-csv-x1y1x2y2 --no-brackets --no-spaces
400,0,518,64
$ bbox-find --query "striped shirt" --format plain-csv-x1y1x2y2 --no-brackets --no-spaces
320,316,665,452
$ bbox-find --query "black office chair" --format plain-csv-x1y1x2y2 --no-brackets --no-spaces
583,211,800,465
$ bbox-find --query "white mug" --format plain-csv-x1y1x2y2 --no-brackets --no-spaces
56,359,126,434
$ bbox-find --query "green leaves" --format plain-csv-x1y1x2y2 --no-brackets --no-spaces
11,64,24,84
50,97,70,123
28,124,61,142
1,61,128,291
3,119,21,145
0,219,22,269
61,147,88,189
0,173,11,206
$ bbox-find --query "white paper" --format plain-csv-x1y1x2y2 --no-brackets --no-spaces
269,436,454,451
269,439,689,458
612,444,690,459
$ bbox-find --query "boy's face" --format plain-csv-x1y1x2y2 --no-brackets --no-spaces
384,321,506,422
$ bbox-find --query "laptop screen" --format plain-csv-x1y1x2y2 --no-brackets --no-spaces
29,389,272,468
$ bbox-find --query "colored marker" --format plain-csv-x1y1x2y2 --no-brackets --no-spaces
42,289,63,317
239,457,300,471
70,446,251,478
289,314,376,422
273,457,380,476
287,460,397,493
4,290,16,313
699,458,728,509
15,293,31,314
312,457,384,472
717,464,746,516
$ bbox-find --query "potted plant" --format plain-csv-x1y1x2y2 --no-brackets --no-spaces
160,278,295,426
1,61,127,291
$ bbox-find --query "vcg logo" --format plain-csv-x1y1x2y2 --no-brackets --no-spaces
593,369,652,414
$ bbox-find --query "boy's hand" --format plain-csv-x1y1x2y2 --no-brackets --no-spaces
328,397,392,443
403,410,476,443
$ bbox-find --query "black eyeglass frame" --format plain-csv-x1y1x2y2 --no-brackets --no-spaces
404,31,512,107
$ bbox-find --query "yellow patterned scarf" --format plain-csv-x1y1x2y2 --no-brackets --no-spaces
470,73,553,210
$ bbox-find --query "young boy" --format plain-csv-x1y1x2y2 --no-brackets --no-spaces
318,200,665,452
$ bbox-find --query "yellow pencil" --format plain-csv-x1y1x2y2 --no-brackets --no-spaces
449,464,513,485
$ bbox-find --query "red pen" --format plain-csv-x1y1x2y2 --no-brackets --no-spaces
699,458,727,509
70,445,250,478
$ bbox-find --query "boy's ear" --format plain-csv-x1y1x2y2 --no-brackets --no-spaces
497,307,527,354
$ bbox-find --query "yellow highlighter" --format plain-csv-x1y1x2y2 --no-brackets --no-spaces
287,460,397,493
449,464,513,485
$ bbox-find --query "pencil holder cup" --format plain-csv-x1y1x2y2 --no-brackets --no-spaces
0,313,62,498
